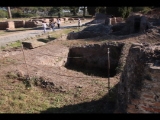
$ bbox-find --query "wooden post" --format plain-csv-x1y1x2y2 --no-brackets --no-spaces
108,48,110,94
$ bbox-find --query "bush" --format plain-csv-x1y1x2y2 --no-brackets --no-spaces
132,7,151,14
0,10,7,18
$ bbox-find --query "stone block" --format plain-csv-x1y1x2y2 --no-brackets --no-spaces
22,40,46,49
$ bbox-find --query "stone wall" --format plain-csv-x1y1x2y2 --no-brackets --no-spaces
51,18,57,23
116,43,160,113
7,21,15,29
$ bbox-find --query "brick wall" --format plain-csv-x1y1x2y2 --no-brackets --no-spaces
14,20,25,28
43,19,50,23
0,21,15,30
116,17,123,23
24,21,37,28
50,18,57,23
116,43,160,113
63,17,68,22
0,22,8,30
58,18,64,23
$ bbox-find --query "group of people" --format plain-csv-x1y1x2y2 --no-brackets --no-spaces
42,19,61,33
42,18,81,33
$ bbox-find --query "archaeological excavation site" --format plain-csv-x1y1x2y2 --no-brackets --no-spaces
0,12,160,113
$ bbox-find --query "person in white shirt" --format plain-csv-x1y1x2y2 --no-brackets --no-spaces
57,19,61,29
78,18,81,27
42,21,47,33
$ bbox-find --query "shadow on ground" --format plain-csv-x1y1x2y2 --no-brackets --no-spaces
37,37,56,43
40,83,119,113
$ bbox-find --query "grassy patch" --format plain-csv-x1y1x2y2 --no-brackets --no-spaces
0,76,67,113
0,71,116,113
9,40,21,48
48,26,86,40
0,40,21,51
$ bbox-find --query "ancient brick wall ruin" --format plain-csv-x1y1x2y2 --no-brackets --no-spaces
14,20,25,28
0,22,8,30
0,21,15,30
116,43,160,113
24,21,37,28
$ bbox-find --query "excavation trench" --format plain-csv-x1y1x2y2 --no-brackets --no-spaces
65,43,124,78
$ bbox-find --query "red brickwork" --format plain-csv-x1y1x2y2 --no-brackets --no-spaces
14,20,25,28
24,21,37,28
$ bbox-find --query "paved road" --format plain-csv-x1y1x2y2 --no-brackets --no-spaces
0,19,93,47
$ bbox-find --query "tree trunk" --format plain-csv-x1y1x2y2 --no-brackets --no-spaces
83,6,86,17
7,7,12,19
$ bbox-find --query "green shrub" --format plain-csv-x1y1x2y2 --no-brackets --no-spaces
0,10,7,18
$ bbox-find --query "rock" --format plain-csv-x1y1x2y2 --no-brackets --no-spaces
22,40,46,49
131,43,143,47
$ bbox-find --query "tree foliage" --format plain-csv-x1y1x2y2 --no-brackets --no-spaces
0,9,7,18
106,7,132,18
69,6,79,16
87,7,96,16
132,7,152,14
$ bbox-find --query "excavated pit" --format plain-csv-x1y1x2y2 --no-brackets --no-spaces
65,42,124,78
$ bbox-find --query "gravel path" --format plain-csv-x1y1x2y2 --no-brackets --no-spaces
0,19,93,47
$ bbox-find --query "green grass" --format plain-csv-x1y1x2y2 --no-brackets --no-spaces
0,40,22,51
9,40,21,48
48,26,86,40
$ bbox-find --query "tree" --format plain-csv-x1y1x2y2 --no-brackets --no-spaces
7,6,12,18
0,9,7,18
87,6,96,16
83,6,86,17
118,7,132,18
106,7,133,18
69,7,79,16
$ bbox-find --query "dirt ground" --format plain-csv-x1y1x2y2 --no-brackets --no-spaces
1,21,160,113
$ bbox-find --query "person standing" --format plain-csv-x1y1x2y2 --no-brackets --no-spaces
49,21,55,31
78,18,81,27
42,21,47,33
57,18,61,29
